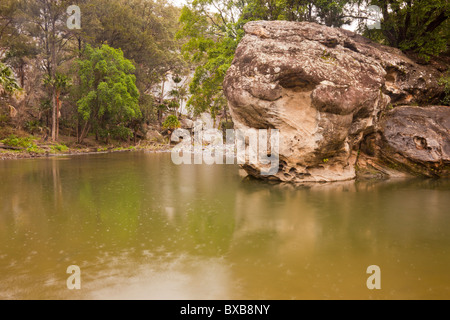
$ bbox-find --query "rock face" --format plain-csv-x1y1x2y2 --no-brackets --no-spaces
146,128,164,142
377,106,450,177
223,20,448,182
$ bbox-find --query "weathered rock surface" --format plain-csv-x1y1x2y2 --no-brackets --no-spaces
377,106,450,177
146,128,164,142
223,20,448,182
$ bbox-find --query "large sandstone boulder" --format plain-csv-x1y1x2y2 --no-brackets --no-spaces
223,20,448,182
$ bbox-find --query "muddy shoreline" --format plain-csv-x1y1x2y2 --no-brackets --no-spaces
0,143,172,160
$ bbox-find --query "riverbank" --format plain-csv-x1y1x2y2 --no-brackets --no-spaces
0,132,173,160
0,144,172,160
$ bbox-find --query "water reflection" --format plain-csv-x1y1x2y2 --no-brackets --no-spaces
0,153,449,299
87,255,233,300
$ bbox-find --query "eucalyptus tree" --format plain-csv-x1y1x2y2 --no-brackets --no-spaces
14,0,77,141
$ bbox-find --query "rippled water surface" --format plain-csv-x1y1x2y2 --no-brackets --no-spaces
0,152,449,299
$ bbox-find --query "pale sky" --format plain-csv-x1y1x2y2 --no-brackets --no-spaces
169,0,188,8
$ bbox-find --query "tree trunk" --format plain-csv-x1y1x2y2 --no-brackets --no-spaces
79,121,90,144
56,91,61,141
50,16,57,142
159,78,166,128
51,88,57,141
76,117,79,143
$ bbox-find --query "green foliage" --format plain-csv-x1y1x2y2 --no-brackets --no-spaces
24,120,43,134
1,0,184,143
365,0,449,59
169,74,188,117
177,0,359,119
0,134,45,153
26,144,45,154
167,99,180,113
314,0,355,27
177,1,242,118
77,44,141,141
1,135,35,148
158,103,169,112
439,72,450,106
239,0,354,26
78,0,184,89
139,94,157,123
102,125,134,141
43,73,71,93
0,62,21,95
162,115,181,130
1,135,69,153
51,143,69,153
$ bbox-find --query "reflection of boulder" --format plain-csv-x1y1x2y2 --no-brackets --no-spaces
224,20,447,182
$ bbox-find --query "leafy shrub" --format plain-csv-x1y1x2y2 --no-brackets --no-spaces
100,125,133,141
1,134,45,153
24,120,43,134
1,135,35,148
26,144,45,154
51,143,69,153
162,115,181,130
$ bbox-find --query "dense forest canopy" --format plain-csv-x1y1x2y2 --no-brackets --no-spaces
0,0,448,144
